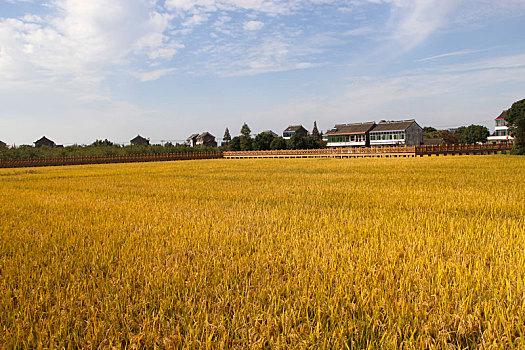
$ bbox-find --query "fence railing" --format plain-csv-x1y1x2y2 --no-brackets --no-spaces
414,143,512,155
224,143,513,158
0,152,223,168
0,143,514,168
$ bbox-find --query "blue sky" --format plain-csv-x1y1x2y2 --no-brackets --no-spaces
1,0,524,145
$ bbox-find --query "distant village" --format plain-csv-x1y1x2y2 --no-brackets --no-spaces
0,110,514,152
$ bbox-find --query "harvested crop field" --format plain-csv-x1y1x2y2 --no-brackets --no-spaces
1,156,524,348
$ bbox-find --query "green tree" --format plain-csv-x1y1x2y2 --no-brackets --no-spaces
423,127,440,139
287,134,311,149
312,121,320,140
303,136,321,149
270,137,287,150
228,136,241,151
440,130,461,145
240,136,252,151
240,123,251,137
253,132,275,150
459,125,490,144
506,99,525,155
91,139,114,147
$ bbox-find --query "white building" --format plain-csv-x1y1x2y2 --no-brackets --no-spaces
487,111,514,144
325,122,376,147
369,120,423,147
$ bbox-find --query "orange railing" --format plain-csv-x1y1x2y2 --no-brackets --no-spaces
0,143,514,168
224,143,513,158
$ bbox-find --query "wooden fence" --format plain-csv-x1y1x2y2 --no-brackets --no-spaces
415,143,512,155
0,152,223,168
224,143,513,159
0,143,513,168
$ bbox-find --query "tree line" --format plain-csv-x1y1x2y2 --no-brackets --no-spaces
2,98,524,158
423,125,491,145
224,123,323,151
0,141,219,160
421,97,524,155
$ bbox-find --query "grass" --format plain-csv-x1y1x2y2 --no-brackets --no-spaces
1,156,524,348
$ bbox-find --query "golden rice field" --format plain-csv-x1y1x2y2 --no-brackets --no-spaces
1,156,525,348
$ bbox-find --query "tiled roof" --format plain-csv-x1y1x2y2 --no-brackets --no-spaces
130,135,148,142
495,110,507,120
198,132,215,139
370,120,417,132
284,125,306,132
35,136,55,144
327,122,376,135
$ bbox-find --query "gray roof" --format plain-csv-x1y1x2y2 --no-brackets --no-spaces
198,132,215,139
187,133,199,140
370,120,418,132
327,122,376,135
284,125,306,132
130,135,148,142
35,136,55,144
496,110,507,120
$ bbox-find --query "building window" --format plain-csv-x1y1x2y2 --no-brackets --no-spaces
496,120,507,127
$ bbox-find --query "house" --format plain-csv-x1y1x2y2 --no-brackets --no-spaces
186,134,199,147
283,125,308,139
487,110,514,144
369,120,423,147
196,132,217,147
0,140,7,150
325,122,376,147
34,136,56,148
130,135,150,146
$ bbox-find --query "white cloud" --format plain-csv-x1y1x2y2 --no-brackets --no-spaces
342,26,374,36
132,68,177,82
383,0,457,50
439,53,525,73
165,0,295,16
243,20,264,31
376,0,525,52
0,0,178,85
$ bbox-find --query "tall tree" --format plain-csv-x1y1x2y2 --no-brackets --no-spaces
240,123,251,138
312,121,320,140
506,98,525,154
223,128,231,143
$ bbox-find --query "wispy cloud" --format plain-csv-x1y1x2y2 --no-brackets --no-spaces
132,68,177,82
386,0,458,51
418,48,493,62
